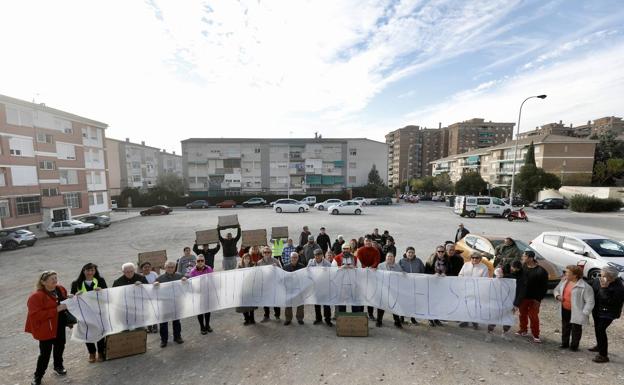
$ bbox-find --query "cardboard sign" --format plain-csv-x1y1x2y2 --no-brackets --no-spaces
336,312,368,337
271,226,289,239
241,229,267,247
218,214,239,229
196,229,219,245
137,250,167,270
105,329,147,360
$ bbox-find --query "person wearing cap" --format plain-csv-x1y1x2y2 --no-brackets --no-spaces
283,252,306,325
458,252,489,329
281,238,296,266
316,227,332,254
298,226,311,247
302,235,321,265
257,246,282,322
70,263,108,363
376,253,403,328
308,248,333,326
190,255,215,334
331,235,345,255
514,250,549,343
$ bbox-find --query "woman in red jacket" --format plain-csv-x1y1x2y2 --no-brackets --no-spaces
25,271,70,385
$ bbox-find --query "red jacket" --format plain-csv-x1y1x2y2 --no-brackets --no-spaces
25,286,67,341
356,246,380,268
334,252,359,267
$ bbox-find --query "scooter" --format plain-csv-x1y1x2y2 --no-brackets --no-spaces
507,206,528,222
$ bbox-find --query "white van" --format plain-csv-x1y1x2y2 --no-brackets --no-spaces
454,196,512,218
300,196,317,206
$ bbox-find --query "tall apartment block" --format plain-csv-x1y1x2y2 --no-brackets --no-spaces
106,138,183,196
0,94,109,230
443,118,514,156
181,138,387,196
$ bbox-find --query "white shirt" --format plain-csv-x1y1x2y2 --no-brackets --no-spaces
144,271,158,284
458,262,489,278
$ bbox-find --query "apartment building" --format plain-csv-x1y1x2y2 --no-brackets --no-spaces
573,116,624,138
106,138,183,195
181,138,387,195
431,134,597,189
444,118,515,156
518,121,574,139
0,94,109,230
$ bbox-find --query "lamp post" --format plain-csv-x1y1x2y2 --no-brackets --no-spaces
509,94,547,203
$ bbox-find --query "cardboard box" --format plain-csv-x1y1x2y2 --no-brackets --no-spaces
271,226,289,239
218,214,239,229
196,229,219,244
105,329,147,360
336,312,368,337
241,229,267,247
137,250,167,270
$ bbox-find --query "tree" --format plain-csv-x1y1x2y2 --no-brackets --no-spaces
153,173,185,197
433,173,454,194
514,165,561,201
592,132,624,186
367,164,384,186
593,158,624,186
525,141,536,167
409,178,424,193
455,172,487,195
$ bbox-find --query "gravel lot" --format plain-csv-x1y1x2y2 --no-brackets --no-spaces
1,202,623,385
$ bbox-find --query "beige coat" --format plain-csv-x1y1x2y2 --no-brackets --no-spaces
553,278,595,325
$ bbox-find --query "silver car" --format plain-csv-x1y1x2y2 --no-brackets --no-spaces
0,229,37,250
47,220,95,237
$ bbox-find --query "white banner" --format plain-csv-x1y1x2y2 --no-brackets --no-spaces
64,266,516,342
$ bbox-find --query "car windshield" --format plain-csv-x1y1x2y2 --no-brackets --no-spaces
68,220,83,225
584,239,624,257
16,230,31,234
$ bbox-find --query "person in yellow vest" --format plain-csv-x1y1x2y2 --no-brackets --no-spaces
271,237,285,264
70,263,108,363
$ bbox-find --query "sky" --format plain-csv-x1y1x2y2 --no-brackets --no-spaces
1,0,623,153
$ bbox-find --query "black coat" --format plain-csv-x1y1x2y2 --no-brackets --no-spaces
299,231,311,247
219,227,241,257
455,227,470,242
316,233,331,253
283,261,306,272
112,273,148,287
331,240,344,255
515,265,549,303
592,278,624,319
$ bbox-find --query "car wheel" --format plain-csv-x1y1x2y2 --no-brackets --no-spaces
587,269,601,280
355,209,362,215
503,209,511,218
276,207,283,213
298,207,304,213
468,211,476,218
74,229,81,235
47,232,56,238
4,240,18,250
507,216,514,222
318,205,324,211
332,209,339,215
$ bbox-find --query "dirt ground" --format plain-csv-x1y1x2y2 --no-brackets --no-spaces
1,203,623,385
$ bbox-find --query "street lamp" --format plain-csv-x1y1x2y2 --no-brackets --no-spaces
509,94,547,203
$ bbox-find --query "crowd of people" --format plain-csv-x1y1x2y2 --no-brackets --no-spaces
25,224,624,385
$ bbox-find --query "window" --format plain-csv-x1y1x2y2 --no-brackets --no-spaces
94,172,102,184
36,132,53,143
254,148,261,153
91,149,101,163
59,170,78,185
349,148,357,156
86,173,92,184
39,160,55,170
90,128,98,140
42,188,59,197
0,169,5,187
564,145,568,153
9,136,34,157
131,162,141,169
477,198,490,205
10,165,38,186
474,239,494,257
464,236,477,248
349,162,356,169
0,200,9,218
132,175,141,182
56,142,76,160
5,106,34,127
96,193,104,205
16,196,41,215
88,194,95,206
562,237,584,253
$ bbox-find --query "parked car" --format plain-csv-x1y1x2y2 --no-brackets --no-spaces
140,205,173,216
431,195,446,202
111,200,118,209
503,197,529,207
533,197,567,209
0,229,37,250
370,197,393,206
455,234,562,286
81,215,111,229
328,201,363,215
352,197,371,206
314,199,343,211
454,195,512,218
242,197,267,207
186,200,210,209
216,200,237,208
47,220,95,237
404,194,420,203
419,195,432,201
300,196,317,206
530,232,624,280
273,199,309,213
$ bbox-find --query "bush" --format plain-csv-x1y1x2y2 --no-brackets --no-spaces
569,195,623,212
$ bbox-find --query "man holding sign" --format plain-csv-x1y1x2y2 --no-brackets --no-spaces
218,225,241,271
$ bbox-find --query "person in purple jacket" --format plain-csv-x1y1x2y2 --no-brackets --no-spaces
190,255,214,334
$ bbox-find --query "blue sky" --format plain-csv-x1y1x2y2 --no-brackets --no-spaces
0,0,623,152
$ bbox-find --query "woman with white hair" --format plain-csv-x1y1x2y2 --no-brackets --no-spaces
589,266,624,363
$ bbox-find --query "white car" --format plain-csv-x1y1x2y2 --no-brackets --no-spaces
327,201,363,215
352,197,371,206
314,199,343,211
47,220,95,237
530,231,624,280
273,199,310,213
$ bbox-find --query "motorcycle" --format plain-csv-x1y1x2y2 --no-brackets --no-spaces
507,206,528,222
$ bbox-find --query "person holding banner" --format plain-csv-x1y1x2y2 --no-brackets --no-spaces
112,263,148,287
308,248,333,326
283,252,306,325
335,244,361,313
140,262,159,333
190,255,214,334
281,238,296,266
193,242,220,269
356,237,381,320
70,263,108,363
257,246,283,322
154,261,188,347
458,252,489,330
399,247,425,325
376,253,403,328
218,225,241,270
25,271,70,385
236,253,257,325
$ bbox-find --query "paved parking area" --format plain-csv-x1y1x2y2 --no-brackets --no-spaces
1,202,622,385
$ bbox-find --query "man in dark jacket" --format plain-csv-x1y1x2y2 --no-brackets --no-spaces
112,263,148,287
218,225,241,270
382,236,397,263
154,261,188,347
369,228,383,245
316,227,331,254
444,243,465,276
514,250,549,343
493,237,522,274
283,252,306,325
455,223,469,242
589,266,624,363
331,235,345,255
298,226,311,247
193,242,220,269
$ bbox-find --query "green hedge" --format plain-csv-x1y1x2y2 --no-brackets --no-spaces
569,194,623,212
